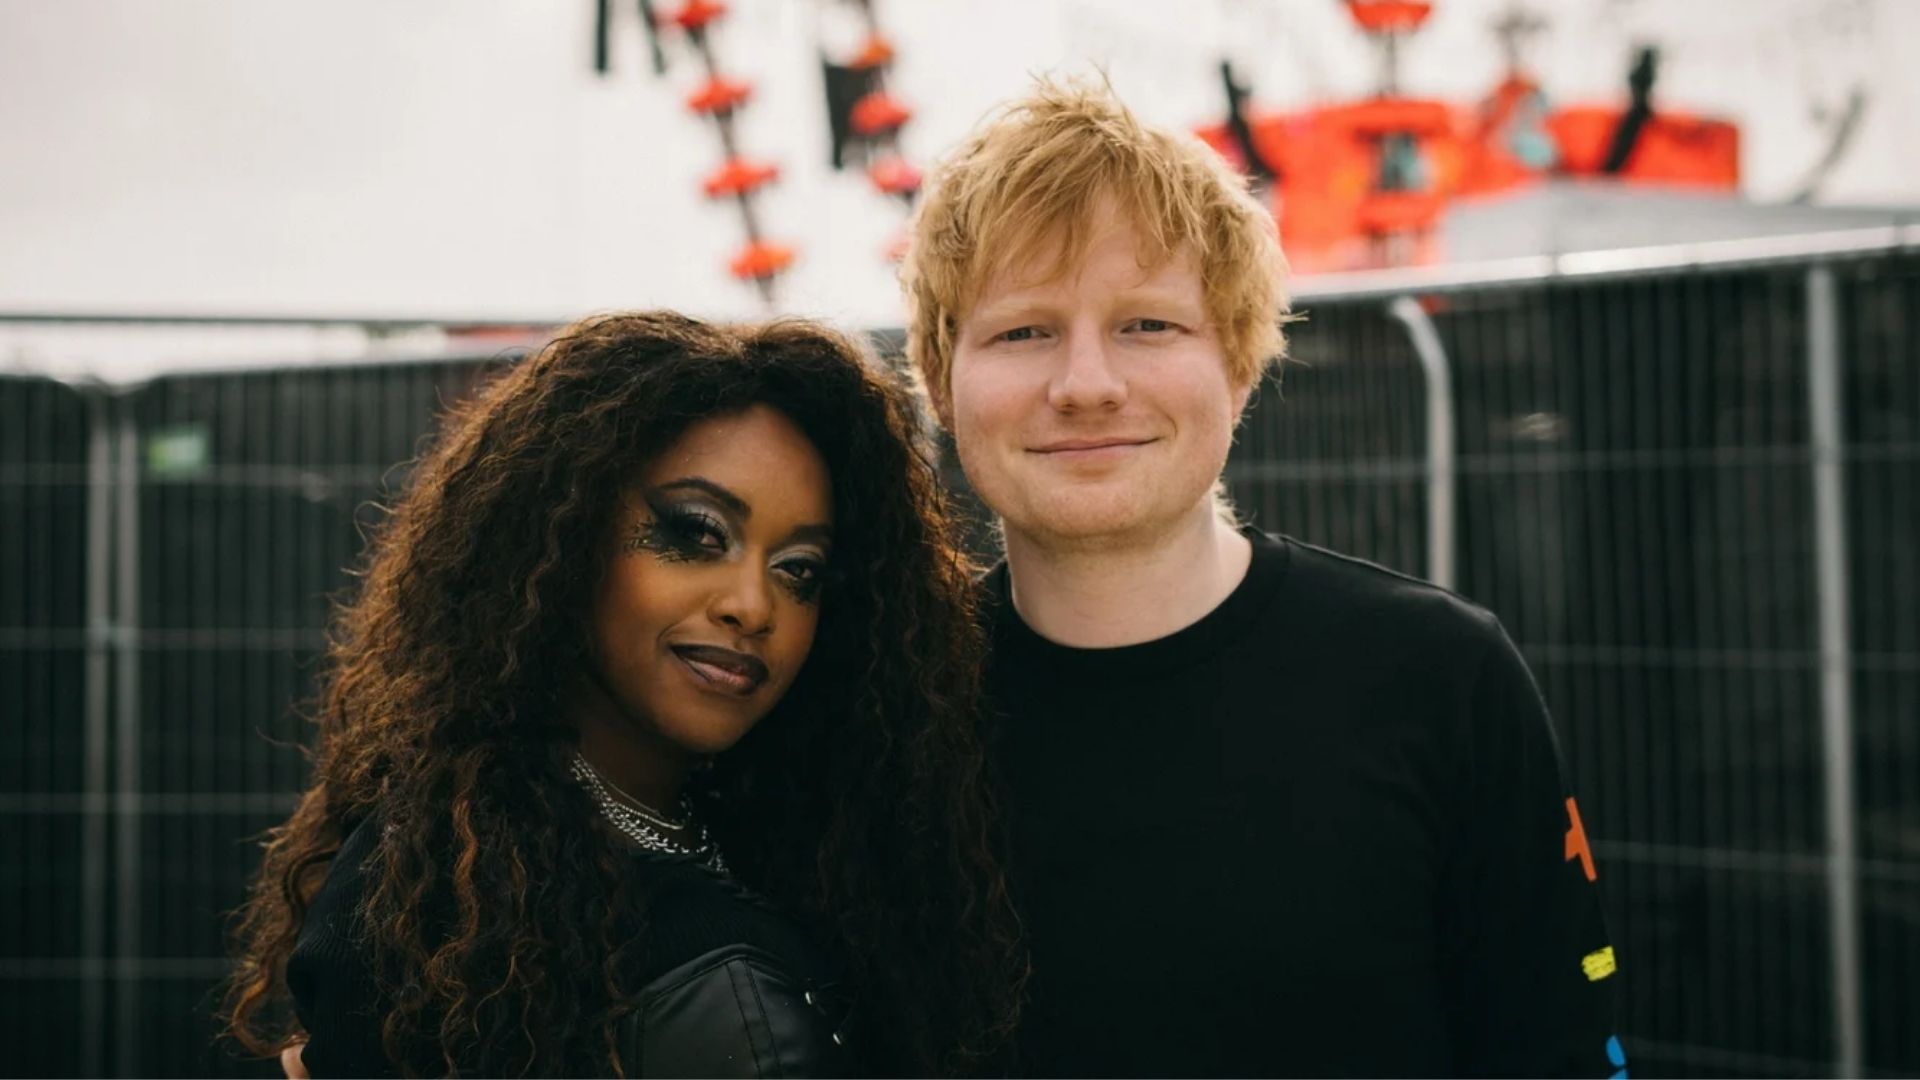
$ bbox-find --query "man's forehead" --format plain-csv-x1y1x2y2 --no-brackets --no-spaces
967,234,1200,318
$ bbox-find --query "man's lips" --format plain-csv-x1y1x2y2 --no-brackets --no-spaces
1029,436,1157,455
669,644,770,696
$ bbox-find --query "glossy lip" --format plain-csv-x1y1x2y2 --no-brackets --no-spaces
669,643,770,697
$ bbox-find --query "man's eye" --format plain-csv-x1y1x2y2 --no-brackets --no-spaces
1130,318,1174,333
998,327,1039,343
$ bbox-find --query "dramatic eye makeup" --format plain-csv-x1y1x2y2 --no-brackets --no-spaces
619,476,833,604
623,498,731,561
772,551,829,605
621,477,746,559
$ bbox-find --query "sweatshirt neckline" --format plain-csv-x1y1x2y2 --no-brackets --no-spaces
985,528,1291,679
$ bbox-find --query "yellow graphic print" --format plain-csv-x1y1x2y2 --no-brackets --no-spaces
1582,946,1617,982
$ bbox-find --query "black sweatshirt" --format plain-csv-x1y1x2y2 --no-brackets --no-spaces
986,529,1622,1078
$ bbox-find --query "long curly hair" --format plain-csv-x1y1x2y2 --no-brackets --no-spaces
222,312,1027,1076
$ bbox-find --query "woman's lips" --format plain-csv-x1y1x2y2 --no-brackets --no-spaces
669,643,770,696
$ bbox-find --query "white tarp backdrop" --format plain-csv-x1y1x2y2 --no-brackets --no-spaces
2,0,1916,379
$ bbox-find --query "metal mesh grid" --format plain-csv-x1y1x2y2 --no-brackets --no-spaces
130,359,505,1077
0,250,1914,1076
0,376,94,1080
1837,256,1920,1073
1230,301,1430,574
1222,256,1918,1077
0,360,508,1077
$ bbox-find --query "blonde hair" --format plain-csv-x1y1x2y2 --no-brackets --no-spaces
902,75,1293,409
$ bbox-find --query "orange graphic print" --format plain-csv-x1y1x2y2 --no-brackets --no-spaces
1564,797,1597,881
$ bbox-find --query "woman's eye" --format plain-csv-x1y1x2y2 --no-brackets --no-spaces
629,508,728,560
1130,318,1175,333
997,326,1039,343
775,557,828,602
666,511,727,549
776,557,825,585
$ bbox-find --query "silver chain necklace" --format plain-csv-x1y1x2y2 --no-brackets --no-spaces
570,752,726,872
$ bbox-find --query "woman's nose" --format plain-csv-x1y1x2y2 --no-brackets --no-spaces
708,562,774,635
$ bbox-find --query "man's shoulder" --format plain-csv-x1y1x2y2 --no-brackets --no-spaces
1258,532,1505,657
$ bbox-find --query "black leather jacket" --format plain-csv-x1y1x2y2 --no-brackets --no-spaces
615,856,858,1077
623,941,852,1076
288,820,859,1077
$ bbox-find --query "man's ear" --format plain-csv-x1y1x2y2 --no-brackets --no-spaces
1231,377,1256,422
924,375,955,432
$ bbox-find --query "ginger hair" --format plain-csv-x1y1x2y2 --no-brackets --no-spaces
901,74,1294,411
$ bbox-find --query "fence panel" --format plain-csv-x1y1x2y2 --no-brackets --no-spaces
122,358,502,1077
2,251,1915,1075
1241,256,1920,1078
0,376,97,1079
1228,301,1430,575
1837,254,1920,1075
1445,268,1832,1077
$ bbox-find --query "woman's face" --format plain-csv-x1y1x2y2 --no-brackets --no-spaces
586,404,834,759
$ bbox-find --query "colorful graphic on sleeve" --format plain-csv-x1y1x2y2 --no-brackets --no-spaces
1582,945,1617,982
1606,1034,1628,1078
1563,797,1597,881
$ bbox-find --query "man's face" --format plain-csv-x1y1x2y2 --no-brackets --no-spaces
943,206,1250,551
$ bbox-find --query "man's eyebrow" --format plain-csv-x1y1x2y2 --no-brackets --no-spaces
649,477,751,519
967,298,1050,325
1113,284,1204,307
970,285,1200,323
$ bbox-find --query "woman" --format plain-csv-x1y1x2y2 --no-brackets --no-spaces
222,313,1026,1076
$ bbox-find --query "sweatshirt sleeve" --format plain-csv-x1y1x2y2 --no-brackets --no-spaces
1441,616,1626,1078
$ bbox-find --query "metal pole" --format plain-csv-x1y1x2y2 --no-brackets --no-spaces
1806,264,1862,1078
79,388,113,1078
113,402,142,1078
1387,296,1457,591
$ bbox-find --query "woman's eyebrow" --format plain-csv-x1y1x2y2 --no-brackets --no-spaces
650,477,751,518
786,523,834,547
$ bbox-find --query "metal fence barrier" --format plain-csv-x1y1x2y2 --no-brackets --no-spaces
1222,249,1919,1078
0,241,1914,1078
2,360,504,1077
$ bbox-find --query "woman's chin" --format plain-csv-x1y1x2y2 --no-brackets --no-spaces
660,716,762,759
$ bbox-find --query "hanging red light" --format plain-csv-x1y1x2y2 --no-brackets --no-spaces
821,1,919,262
657,0,796,304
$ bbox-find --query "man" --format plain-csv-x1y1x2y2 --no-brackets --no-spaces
901,78,1622,1077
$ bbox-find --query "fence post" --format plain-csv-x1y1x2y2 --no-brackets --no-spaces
1806,263,1862,1078
112,398,142,1078
80,387,113,1078
1387,296,1456,591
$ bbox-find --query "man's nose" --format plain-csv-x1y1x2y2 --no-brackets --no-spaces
1046,327,1128,412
